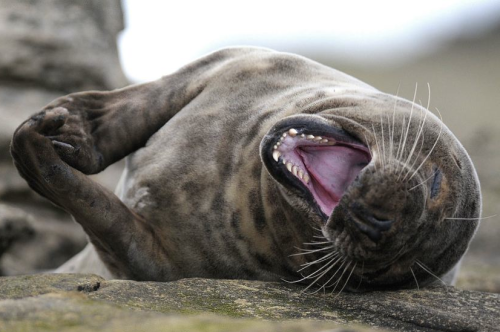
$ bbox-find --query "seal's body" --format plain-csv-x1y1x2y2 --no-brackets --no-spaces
11,48,481,292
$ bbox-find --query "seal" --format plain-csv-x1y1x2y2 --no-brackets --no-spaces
11,47,481,292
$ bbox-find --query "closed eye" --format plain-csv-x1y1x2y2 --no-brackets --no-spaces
430,167,442,199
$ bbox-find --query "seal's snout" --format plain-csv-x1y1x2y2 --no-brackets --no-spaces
350,202,395,242
340,163,426,244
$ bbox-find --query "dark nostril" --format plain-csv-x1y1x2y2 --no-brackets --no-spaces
350,205,395,242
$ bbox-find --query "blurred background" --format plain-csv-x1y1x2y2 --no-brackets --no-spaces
0,0,498,291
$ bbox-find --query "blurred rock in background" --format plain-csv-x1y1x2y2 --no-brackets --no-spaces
0,0,127,275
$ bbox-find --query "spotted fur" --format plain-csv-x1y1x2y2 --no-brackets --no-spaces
11,47,480,291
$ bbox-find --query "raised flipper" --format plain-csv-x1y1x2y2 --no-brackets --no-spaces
10,48,252,280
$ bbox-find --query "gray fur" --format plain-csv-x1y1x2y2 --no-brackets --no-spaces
11,47,480,291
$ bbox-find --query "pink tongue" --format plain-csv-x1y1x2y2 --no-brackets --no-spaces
299,145,370,215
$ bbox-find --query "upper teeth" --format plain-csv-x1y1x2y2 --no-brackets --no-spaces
271,128,337,184
272,150,281,162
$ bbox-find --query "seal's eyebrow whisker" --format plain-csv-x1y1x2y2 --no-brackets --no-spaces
408,170,438,191
371,123,382,170
415,260,445,285
379,113,387,168
404,125,426,183
390,84,400,172
395,115,407,175
400,104,428,182
408,107,444,181
397,83,418,166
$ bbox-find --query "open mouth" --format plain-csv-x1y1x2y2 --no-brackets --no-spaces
269,127,371,217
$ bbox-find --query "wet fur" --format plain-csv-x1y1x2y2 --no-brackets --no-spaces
10,47,481,291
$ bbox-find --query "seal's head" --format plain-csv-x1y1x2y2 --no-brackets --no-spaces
261,90,481,292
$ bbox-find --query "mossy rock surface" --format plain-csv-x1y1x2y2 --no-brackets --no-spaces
0,274,499,332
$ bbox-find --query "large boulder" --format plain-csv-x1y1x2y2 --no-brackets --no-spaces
0,273,498,332
0,0,127,275
0,0,127,92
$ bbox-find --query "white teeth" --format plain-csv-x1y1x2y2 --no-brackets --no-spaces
288,128,298,137
314,136,322,141
282,159,287,165
273,145,278,150
327,139,336,145
277,142,281,146
298,170,304,179
272,150,281,162
286,162,293,172
301,134,305,138
282,133,287,138
321,139,328,143
279,137,284,141
292,165,298,176
306,135,315,140
304,174,310,184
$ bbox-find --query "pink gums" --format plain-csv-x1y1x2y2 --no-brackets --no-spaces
274,134,371,216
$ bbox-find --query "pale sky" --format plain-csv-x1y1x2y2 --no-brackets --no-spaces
118,0,500,83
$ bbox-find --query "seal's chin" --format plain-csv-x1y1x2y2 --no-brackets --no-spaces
268,127,371,216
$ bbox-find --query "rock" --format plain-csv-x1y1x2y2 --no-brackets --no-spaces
0,293,376,332
0,0,127,92
0,273,498,332
0,204,34,260
0,0,128,275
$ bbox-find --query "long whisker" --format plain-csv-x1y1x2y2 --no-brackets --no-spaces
444,215,497,221
395,116,407,174
408,169,437,191
372,123,382,169
334,262,357,298
298,252,339,271
303,241,332,246
415,260,445,284
405,128,426,183
363,133,375,169
410,266,420,290
408,107,444,181
401,106,428,181
397,83,418,164
284,256,337,284
290,245,334,255
301,256,343,293
390,84,400,172
380,113,387,168
330,261,352,294
311,226,324,233
355,260,365,291
321,259,347,290
401,83,432,181
304,259,341,294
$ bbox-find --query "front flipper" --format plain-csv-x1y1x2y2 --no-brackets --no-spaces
11,107,172,279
